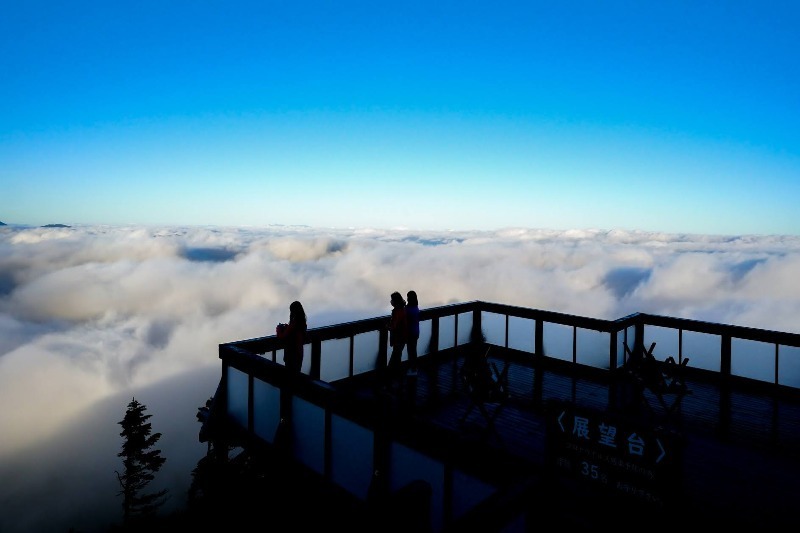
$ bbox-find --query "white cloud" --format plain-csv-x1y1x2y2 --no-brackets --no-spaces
1,223,799,531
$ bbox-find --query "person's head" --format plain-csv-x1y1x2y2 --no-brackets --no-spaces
407,290,418,306
290,301,306,323
390,291,405,307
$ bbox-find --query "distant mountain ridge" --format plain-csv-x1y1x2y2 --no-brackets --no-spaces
0,222,73,228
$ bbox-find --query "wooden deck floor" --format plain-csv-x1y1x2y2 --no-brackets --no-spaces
335,346,800,529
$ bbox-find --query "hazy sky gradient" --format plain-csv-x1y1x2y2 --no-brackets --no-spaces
1,224,800,531
2,1,799,234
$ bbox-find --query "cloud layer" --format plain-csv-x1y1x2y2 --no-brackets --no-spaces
1,223,799,531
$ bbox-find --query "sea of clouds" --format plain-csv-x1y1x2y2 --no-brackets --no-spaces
1,223,799,531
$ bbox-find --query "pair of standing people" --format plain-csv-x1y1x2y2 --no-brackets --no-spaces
387,290,420,384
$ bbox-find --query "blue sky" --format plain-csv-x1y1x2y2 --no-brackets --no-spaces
2,1,799,234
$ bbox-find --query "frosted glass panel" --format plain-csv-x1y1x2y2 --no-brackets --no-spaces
354,330,380,376
508,316,535,354
300,344,312,375
457,312,473,346
390,442,445,533
320,337,351,382
226,366,249,430
439,315,456,351
291,397,326,475
615,328,634,367
732,338,775,383
576,328,609,369
418,319,433,356
482,311,506,347
682,331,721,372
642,325,679,359
253,378,281,444
542,322,573,362
330,415,374,500
779,345,800,388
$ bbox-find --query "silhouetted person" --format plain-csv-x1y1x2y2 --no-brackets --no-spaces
385,291,407,387
277,300,307,373
276,301,307,425
406,290,420,376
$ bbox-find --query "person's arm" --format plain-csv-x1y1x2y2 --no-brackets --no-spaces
277,321,295,339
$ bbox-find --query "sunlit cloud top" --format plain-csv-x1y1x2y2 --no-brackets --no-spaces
1,223,799,531
2,223,800,451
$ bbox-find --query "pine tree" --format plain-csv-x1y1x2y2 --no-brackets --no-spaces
116,397,168,525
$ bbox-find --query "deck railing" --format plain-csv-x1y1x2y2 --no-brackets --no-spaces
213,301,800,532
222,300,800,391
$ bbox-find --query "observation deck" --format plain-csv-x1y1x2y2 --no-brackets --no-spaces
198,301,800,531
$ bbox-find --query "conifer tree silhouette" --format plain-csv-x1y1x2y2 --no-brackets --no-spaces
116,397,168,525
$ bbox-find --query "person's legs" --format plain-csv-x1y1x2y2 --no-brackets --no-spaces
281,350,303,419
284,350,302,373
407,336,418,375
386,342,405,386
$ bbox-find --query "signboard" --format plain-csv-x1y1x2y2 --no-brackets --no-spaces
546,400,683,507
